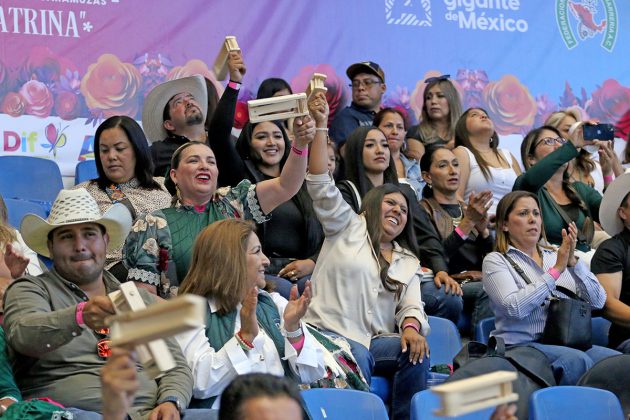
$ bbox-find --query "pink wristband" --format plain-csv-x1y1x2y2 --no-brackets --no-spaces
227,80,241,91
291,145,308,157
604,175,614,183
75,301,87,326
454,226,468,240
548,268,561,280
403,323,420,333
290,334,305,351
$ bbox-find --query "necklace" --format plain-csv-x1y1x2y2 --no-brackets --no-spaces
451,203,463,227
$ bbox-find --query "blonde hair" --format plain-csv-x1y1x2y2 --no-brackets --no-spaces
545,108,595,180
179,219,255,314
544,107,582,129
0,195,15,248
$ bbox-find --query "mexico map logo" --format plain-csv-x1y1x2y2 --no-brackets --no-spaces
556,0,618,52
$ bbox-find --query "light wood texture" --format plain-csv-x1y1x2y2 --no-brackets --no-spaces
248,93,309,123
305,73,328,99
213,35,240,80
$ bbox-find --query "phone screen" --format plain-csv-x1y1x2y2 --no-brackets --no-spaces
583,123,615,141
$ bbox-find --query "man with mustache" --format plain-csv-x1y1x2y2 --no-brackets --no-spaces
145,52,246,179
3,189,213,419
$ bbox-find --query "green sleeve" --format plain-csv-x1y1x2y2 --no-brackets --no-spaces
574,182,602,223
513,142,579,192
0,327,21,401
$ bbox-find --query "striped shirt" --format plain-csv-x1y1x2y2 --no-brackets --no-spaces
482,246,606,345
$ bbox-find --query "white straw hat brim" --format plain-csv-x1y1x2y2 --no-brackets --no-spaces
21,203,132,258
141,75,208,144
600,170,630,236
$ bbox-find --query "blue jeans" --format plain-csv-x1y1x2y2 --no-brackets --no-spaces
523,342,620,385
347,336,429,420
421,280,463,324
265,274,310,299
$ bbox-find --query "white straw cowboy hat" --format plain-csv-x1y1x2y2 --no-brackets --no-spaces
21,188,133,258
600,169,630,236
141,74,208,144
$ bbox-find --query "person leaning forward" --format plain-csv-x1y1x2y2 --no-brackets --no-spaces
3,188,214,419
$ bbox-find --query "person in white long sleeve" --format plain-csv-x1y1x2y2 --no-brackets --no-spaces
176,219,326,409
482,190,619,385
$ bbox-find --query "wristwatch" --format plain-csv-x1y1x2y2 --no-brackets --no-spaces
158,396,183,415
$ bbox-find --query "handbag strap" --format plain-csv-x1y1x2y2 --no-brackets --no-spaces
502,252,533,285
105,184,137,220
543,188,588,244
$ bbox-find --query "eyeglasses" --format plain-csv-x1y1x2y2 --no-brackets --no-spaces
349,79,382,89
425,74,450,84
534,136,567,148
95,327,112,359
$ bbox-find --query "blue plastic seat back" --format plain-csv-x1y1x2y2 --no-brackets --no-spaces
4,198,47,229
0,156,63,204
529,386,624,420
411,389,496,420
474,317,496,345
74,160,98,185
427,316,462,366
302,388,389,420
591,317,611,347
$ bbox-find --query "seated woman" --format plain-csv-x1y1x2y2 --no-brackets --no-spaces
304,97,429,420
545,108,622,194
176,219,325,409
123,117,315,297
339,125,463,324
453,108,521,216
515,124,601,262
406,74,462,154
482,191,619,385
74,116,171,280
419,146,494,334
374,107,424,199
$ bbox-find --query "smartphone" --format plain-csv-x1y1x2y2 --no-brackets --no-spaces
583,123,615,141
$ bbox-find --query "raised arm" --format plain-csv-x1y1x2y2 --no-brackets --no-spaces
513,142,580,192
254,91,330,215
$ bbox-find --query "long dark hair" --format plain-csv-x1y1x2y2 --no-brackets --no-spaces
344,126,398,197
94,116,160,190
360,183,418,299
521,125,587,212
256,78,293,99
454,108,503,181
235,120,291,168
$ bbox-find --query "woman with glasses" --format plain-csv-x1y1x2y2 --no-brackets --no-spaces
453,108,522,217
515,124,602,262
406,75,462,157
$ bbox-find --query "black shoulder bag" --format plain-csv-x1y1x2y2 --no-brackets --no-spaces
503,252,592,350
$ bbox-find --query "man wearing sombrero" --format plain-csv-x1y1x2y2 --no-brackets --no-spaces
3,189,207,418
591,170,630,354
145,52,246,179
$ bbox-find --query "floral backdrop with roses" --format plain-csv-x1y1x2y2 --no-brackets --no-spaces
1,46,629,141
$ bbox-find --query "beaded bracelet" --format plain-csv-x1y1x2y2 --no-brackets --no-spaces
235,331,254,351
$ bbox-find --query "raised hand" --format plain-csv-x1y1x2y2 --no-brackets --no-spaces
283,281,312,332
566,222,578,267
84,296,117,330
239,286,259,344
292,115,316,149
308,92,329,126
464,190,493,224
227,50,246,83
4,243,29,279
554,222,577,274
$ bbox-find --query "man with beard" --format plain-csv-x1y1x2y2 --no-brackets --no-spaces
144,52,246,179
3,189,212,419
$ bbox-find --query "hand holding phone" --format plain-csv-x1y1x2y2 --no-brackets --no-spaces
583,123,614,141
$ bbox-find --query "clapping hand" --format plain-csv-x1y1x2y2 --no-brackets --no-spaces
283,281,312,332
239,286,259,344
554,222,578,273
4,243,29,279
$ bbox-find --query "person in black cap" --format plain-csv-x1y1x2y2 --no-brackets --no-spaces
329,61,386,152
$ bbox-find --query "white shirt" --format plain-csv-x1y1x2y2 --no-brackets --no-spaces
176,290,325,408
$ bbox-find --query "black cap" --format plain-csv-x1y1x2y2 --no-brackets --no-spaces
346,61,385,83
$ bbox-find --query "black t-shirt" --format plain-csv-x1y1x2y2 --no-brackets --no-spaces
591,228,630,348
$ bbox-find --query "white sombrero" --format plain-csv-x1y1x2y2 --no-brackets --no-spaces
141,74,208,144
600,169,630,236
21,188,133,258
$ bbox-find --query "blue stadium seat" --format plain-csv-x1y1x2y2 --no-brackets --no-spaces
427,316,462,366
0,156,63,214
411,389,496,420
370,376,391,404
474,317,495,344
591,317,611,347
74,159,98,185
302,388,388,420
529,386,624,420
3,198,47,229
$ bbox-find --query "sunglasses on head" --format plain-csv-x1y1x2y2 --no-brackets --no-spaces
425,74,450,84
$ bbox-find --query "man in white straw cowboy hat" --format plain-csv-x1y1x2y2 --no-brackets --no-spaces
3,189,213,419
591,169,630,354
